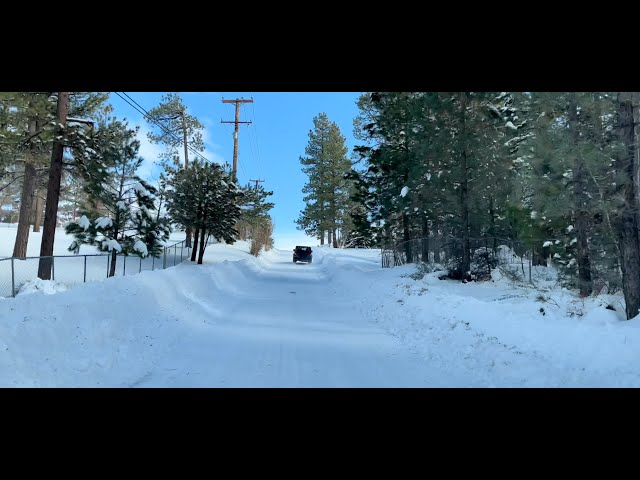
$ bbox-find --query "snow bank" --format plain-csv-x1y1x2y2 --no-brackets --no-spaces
2,235,640,388
17,279,68,296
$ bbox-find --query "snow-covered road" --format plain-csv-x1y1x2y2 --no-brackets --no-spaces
4,239,640,387
134,247,438,387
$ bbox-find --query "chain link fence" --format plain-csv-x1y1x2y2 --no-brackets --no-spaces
381,236,622,292
0,237,205,298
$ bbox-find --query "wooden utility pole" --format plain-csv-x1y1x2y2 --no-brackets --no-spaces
37,92,69,280
249,178,264,191
181,108,189,167
221,97,253,180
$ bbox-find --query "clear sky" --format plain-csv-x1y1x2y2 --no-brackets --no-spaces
107,92,363,250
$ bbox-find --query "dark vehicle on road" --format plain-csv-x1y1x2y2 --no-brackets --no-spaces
293,246,313,263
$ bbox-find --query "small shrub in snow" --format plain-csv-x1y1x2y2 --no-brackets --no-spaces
408,262,443,280
443,248,497,282
497,264,526,283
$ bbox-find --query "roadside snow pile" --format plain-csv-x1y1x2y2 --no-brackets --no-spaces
17,279,68,296
326,254,640,387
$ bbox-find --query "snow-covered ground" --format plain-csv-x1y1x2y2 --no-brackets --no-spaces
0,223,193,297
1,231,638,387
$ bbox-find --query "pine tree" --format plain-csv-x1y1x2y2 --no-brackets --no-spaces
146,93,205,249
5,93,56,257
166,161,243,264
37,92,110,274
65,121,170,277
613,92,640,319
296,113,353,247
354,92,520,277
145,93,204,166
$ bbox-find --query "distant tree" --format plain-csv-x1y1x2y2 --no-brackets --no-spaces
238,182,274,256
297,113,353,247
145,93,204,167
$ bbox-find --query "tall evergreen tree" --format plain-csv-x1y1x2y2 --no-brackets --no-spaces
5,93,55,257
296,113,353,247
146,93,205,250
613,92,640,319
37,92,111,278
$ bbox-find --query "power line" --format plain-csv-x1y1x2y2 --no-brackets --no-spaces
249,96,266,181
118,91,208,163
242,103,259,183
112,92,210,164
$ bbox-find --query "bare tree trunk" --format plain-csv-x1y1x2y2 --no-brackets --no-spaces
616,92,640,319
38,92,68,280
488,197,498,253
12,113,39,258
320,230,324,245
32,188,43,232
402,213,412,262
459,92,471,277
109,249,117,277
0,194,10,220
197,228,206,264
421,212,429,263
574,159,592,295
432,221,443,264
191,227,200,262
568,96,592,296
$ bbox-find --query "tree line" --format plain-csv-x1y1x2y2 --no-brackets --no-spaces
296,93,640,320
0,92,274,280
355,92,640,320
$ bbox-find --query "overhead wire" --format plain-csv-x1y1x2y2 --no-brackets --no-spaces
242,102,259,186
112,92,211,164
249,95,266,183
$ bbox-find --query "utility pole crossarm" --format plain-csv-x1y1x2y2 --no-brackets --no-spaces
221,120,252,124
249,179,265,190
222,98,254,104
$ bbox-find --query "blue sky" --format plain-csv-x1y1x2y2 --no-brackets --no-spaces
107,92,363,250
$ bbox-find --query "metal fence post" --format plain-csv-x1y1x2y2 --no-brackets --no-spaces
84,256,87,282
11,257,15,297
174,244,177,266
139,256,142,273
163,247,167,269
52,256,55,281
107,254,109,278
152,256,155,271
181,243,184,262
123,255,126,276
